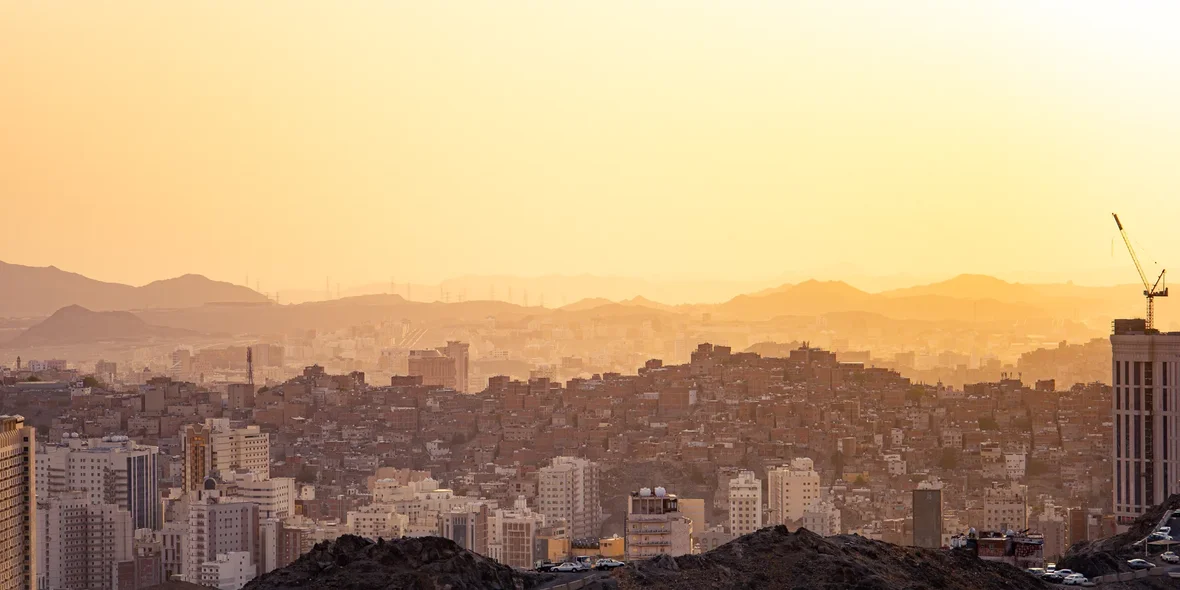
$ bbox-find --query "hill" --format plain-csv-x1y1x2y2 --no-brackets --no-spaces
243,535,552,590
614,526,1046,590
0,261,270,317
4,305,192,347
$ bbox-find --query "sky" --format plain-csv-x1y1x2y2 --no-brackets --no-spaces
2,2,1180,291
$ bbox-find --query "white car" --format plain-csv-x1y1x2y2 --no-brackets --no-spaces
1162,551,1180,564
1063,573,1089,586
594,558,626,570
552,562,584,573
1054,569,1075,577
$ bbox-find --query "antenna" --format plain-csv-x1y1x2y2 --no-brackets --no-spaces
246,346,254,388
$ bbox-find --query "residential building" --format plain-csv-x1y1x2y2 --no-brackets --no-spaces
408,350,457,390
727,470,762,537
625,487,692,561
197,551,256,590
982,482,1028,532
346,504,409,541
442,341,470,394
487,497,546,569
439,503,489,555
184,486,260,582
767,458,820,524
0,415,35,590
36,491,133,590
182,420,269,492
36,435,161,530
538,456,601,541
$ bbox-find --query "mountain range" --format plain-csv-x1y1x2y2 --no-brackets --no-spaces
0,260,270,317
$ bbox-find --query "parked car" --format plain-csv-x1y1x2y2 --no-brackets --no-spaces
594,558,626,570
1128,559,1156,570
1162,551,1180,564
1054,569,1075,577
552,562,586,573
1025,567,1046,577
1160,526,1172,534
534,562,558,572
1040,572,1064,583
1063,573,1089,586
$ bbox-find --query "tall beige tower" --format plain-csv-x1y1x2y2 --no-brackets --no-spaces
0,415,35,590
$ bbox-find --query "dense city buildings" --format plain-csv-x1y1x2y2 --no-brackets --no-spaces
0,331,1140,583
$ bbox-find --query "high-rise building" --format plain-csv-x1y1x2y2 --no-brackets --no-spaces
727,470,762,538
36,491,133,590
442,341,470,394
36,435,161,530
0,415,36,590
912,486,943,548
221,471,296,520
537,456,601,541
625,487,692,561
1110,319,1180,528
182,420,269,492
407,350,457,390
184,486,260,582
767,458,820,524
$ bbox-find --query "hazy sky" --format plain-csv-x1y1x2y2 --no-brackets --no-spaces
3,2,1180,289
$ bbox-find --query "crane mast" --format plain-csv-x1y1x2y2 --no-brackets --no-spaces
1113,213,1168,330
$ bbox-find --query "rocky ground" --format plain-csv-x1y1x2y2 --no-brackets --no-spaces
609,526,1047,590
241,535,554,590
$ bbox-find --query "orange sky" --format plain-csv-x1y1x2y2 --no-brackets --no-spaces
2,2,1179,289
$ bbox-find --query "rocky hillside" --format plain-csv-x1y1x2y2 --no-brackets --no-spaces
4,305,193,347
242,535,553,590
1059,494,1180,578
612,526,1046,590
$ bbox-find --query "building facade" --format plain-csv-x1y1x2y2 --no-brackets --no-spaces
0,415,35,590
625,488,692,561
537,457,601,541
912,488,943,548
767,458,820,524
36,435,161,530
1110,320,1180,527
727,470,762,538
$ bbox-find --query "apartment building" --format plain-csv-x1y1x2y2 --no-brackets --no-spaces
625,487,692,561
538,456,601,541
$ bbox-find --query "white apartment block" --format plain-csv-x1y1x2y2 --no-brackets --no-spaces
36,434,161,530
537,456,601,540
198,551,257,590
625,488,692,561
36,491,133,590
767,458,820,524
727,470,762,537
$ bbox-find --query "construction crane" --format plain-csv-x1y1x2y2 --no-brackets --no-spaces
1113,213,1168,330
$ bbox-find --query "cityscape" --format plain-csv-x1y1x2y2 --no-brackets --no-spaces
4,2,1180,589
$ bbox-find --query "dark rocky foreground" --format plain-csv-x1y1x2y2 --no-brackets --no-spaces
242,535,553,590
612,526,1046,590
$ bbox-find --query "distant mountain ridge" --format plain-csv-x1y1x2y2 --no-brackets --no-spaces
0,261,270,317
4,305,193,347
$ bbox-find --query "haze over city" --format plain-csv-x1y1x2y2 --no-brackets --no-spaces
5,3,1180,590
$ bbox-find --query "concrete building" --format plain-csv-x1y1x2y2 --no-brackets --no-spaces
197,551,256,590
912,486,943,548
222,471,296,520
346,504,409,541
227,384,255,410
538,456,601,541
727,470,762,537
982,482,1027,532
439,503,489,555
184,486,260,583
767,458,820,524
36,434,161,530
625,487,692,561
0,415,36,590
36,491,133,590
408,350,457,390
1110,319,1180,528
442,341,470,394
182,420,269,492
487,497,546,569
801,499,842,536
